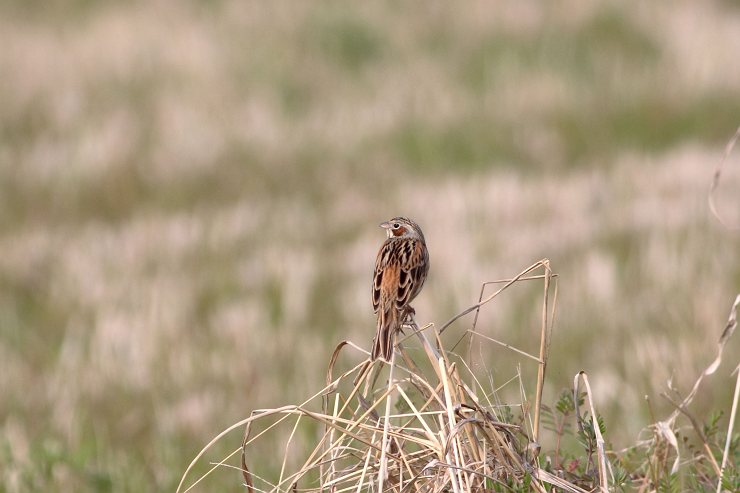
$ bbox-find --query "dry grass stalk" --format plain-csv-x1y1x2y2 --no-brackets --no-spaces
716,296,740,493
717,363,740,493
709,126,740,231
177,260,582,492
649,293,740,477
622,292,740,491
534,260,556,445
177,269,740,493
573,372,609,493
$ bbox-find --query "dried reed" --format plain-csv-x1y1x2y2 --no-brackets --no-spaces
177,262,739,493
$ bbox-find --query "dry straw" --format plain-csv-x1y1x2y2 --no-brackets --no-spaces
177,259,595,493
709,126,740,231
177,260,739,493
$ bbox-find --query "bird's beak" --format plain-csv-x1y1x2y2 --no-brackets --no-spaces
379,221,391,229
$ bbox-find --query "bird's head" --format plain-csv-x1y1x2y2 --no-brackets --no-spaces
380,217,425,241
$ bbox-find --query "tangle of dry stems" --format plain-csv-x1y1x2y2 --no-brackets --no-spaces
177,265,739,493
178,260,589,493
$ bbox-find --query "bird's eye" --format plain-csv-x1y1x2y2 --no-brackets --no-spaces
393,223,401,229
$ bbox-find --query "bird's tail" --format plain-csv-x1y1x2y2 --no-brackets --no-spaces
372,307,398,361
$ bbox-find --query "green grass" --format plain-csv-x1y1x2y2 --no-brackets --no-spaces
459,9,660,93
551,93,740,164
311,10,386,73
390,116,525,171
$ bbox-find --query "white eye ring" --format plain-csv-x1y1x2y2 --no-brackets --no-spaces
393,223,401,229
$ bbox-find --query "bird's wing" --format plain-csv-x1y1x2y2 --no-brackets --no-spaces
372,240,395,313
373,239,427,314
395,239,428,310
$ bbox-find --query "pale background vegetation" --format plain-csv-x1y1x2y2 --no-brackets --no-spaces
1,0,739,491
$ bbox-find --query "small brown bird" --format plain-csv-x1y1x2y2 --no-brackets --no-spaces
371,217,429,361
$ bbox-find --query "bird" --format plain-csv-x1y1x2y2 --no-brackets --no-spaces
371,216,429,361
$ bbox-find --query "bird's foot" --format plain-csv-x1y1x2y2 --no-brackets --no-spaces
399,306,418,333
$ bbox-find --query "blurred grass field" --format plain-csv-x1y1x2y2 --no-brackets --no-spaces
1,1,739,491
